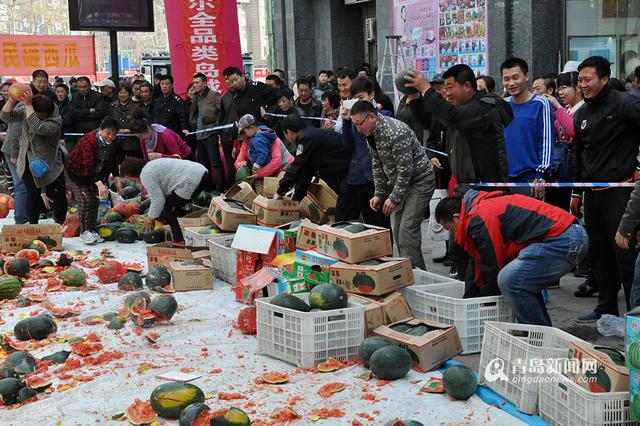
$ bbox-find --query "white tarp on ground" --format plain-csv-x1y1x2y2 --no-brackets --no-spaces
0,217,521,425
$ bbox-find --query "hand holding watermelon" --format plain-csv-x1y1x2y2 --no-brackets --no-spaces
8,84,31,103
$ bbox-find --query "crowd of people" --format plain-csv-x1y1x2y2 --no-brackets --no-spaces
1,57,640,327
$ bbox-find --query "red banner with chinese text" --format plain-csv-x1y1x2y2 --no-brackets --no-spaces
164,0,243,97
0,35,96,77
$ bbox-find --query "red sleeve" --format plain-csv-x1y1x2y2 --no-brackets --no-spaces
234,143,249,170
256,137,283,177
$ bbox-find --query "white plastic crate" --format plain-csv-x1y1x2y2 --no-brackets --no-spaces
479,321,588,414
401,282,514,354
110,190,141,206
413,269,463,286
539,369,635,426
256,293,365,369
184,227,226,247
208,233,237,285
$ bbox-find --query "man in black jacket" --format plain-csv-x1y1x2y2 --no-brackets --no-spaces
406,64,512,195
54,83,74,144
30,69,56,102
275,114,349,201
570,56,640,322
153,75,188,136
218,66,277,190
70,76,106,151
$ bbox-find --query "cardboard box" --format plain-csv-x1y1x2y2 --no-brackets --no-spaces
349,292,413,336
296,219,319,250
632,367,640,422
280,249,339,286
147,242,210,268
1,224,63,252
234,267,306,304
225,182,257,207
566,341,628,393
299,179,338,224
168,260,214,292
330,257,414,296
252,195,300,227
374,318,463,371
207,197,257,232
315,222,392,264
231,224,297,283
178,209,213,228
262,175,283,198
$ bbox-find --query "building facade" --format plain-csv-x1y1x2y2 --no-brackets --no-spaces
269,0,639,90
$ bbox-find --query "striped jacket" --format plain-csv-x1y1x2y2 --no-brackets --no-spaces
369,115,434,204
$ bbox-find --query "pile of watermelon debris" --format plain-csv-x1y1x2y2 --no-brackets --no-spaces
0,220,521,425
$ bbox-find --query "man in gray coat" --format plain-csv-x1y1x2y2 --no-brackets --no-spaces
350,100,435,269
0,106,27,224
1,92,65,224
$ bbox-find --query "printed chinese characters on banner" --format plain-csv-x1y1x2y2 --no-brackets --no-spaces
0,35,95,77
165,0,242,96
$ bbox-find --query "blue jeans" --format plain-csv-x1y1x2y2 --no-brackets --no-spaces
4,154,28,224
498,224,589,326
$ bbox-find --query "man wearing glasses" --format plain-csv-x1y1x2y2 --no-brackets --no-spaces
349,101,435,270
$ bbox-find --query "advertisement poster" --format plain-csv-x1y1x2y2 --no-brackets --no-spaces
393,0,488,79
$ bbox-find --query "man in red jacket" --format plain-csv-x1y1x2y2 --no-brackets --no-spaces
66,117,122,244
435,190,588,325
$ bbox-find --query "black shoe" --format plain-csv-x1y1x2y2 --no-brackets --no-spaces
574,278,598,297
448,266,459,280
433,254,450,263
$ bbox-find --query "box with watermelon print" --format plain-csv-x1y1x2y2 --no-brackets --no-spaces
296,219,319,250
631,368,640,421
314,222,392,264
1,224,62,253
207,197,257,232
628,312,640,421
225,181,257,207
279,249,338,287
251,195,300,227
330,257,414,296
566,341,628,393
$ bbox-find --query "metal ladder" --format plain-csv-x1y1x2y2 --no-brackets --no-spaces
377,35,407,109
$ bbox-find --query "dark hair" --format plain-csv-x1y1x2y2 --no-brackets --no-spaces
139,82,153,92
100,116,121,131
120,157,147,178
500,57,529,75
296,78,312,90
326,70,334,78
277,88,294,100
32,69,48,80
222,67,243,78
54,83,69,93
76,76,91,85
578,56,611,79
478,75,496,93
557,71,579,88
69,77,77,85
533,74,557,92
350,100,377,116
117,84,132,95
265,74,282,84
274,68,285,75
350,76,375,96
608,77,626,92
32,94,54,115
126,108,152,134
318,70,329,77
193,73,207,83
635,65,640,81
336,68,356,81
321,91,340,109
281,114,305,133
159,74,174,84
443,64,478,91
153,73,163,79
435,197,462,223
131,79,145,87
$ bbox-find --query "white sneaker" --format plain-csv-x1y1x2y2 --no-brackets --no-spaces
80,230,97,245
91,231,104,243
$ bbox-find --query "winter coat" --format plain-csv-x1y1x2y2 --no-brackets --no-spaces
153,92,189,136
70,90,106,134
140,124,191,160
190,87,221,140
234,125,292,177
66,130,120,185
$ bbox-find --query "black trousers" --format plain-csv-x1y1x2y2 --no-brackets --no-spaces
584,188,636,315
165,172,210,242
22,167,67,225
335,180,390,230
